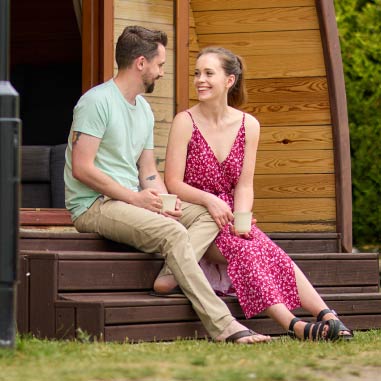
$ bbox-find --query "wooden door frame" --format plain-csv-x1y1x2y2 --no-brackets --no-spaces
82,0,114,93
175,0,189,113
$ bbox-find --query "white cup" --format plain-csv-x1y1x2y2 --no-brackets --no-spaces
159,193,177,212
233,211,252,233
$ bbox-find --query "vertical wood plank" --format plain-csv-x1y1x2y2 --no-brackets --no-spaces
76,303,105,340
316,0,352,252
16,255,29,334
100,0,114,82
29,255,58,338
82,0,113,93
82,0,100,93
56,307,76,339
176,0,190,112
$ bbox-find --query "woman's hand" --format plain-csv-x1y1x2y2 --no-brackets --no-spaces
205,194,234,230
162,197,182,221
229,217,257,238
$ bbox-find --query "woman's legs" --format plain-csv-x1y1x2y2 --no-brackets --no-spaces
154,245,351,339
264,304,340,341
293,263,329,315
293,263,352,336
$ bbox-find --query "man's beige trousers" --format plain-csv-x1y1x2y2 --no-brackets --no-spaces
74,197,234,338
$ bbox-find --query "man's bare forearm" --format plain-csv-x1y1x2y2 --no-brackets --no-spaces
139,168,167,193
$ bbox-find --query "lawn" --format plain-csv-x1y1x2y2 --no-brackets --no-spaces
1,330,381,381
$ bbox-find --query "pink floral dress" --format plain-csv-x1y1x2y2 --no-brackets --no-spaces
184,111,301,318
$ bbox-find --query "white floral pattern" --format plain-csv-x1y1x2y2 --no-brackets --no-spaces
184,111,301,319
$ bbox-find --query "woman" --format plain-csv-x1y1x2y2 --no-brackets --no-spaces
154,46,353,341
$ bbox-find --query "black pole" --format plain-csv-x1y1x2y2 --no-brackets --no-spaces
0,0,21,349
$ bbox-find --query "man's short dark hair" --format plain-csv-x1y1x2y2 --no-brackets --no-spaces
115,25,168,69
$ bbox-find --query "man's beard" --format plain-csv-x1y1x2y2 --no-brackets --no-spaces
145,82,155,93
143,74,157,94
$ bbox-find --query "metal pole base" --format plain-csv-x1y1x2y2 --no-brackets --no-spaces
0,285,16,348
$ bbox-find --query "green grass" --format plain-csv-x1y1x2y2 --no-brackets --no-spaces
1,331,381,381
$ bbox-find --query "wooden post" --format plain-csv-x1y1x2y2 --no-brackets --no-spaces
316,0,353,253
175,0,189,113
82,0,114,94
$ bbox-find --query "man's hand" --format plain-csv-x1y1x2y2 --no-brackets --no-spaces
132,188,162,213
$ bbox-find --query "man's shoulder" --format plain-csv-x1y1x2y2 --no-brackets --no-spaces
80,80,114,103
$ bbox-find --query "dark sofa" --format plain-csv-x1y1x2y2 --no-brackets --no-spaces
21,144,67,208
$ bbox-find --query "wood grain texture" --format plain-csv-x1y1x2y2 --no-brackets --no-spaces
254,173,335,198
255,150,334,174
246,77,329,103
244,101,331,126
189,76,329,102
114,0,175,171
258,126,333,151
193,7,319,34
188,99,332,126
190,0,315,11
190,52,326,80
253,197,336,222
257,221,336,233
115,1,174,25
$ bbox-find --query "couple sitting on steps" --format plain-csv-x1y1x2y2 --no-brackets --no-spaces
64,25,353,343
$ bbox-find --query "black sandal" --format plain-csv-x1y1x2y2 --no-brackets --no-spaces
225,329,270,343
287,317,341,341
316,309,354,340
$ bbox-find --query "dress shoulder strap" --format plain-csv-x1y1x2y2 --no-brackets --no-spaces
241,112,246,127
186,110,197,127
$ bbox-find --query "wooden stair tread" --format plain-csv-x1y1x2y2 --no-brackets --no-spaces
20,249,378,260
20,208,72,226
59,291,381,306
21,250,160,260
20,229,99,238
20,227,341,240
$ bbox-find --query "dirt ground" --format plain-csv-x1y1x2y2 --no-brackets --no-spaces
318,366,381,381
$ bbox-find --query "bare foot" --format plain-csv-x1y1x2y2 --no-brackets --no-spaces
153,274,178,293
215,320,271,344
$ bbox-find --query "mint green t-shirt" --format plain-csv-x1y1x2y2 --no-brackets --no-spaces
64,79,154,221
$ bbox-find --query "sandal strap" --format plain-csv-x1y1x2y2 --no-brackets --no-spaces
326,319,341,340
316,308,337,322
311,321,325,340
287,317,300,339
303,322,313,340
308,319,341,341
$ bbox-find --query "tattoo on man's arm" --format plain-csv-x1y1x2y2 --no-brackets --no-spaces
146,174,156,181
72,132,82,145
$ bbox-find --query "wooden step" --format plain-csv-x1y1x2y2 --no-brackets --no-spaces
17,248,380,341
19,228,342,253
54,292,381,342
19,208,342,253
20,250,380,294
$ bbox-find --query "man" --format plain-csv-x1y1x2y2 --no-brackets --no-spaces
64,25,269,343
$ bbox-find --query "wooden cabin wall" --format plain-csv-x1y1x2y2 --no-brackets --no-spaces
189,0,337,234
114,0,175,173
